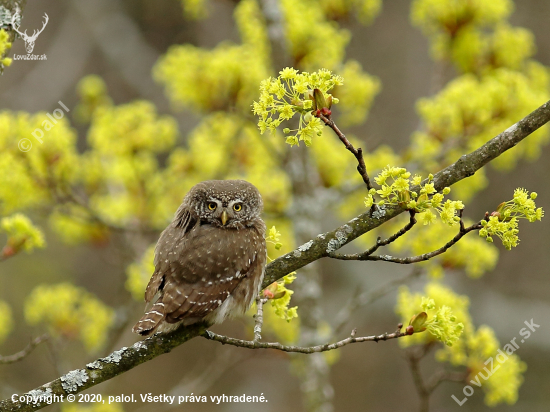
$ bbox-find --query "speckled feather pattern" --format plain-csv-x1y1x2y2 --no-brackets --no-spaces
133,180,267,336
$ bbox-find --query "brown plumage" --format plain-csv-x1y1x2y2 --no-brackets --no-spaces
132,180,267,336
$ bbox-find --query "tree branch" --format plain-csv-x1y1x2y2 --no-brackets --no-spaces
203,324,406,354
1,100,549,412
328,211,482,263
0,335,48,364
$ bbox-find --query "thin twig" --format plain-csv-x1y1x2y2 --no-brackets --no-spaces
0,335,48,364
318,113,373,191
329,210,417,261
203,323,406,354
253,297,268,341
328,211,482,263
425,368,468,394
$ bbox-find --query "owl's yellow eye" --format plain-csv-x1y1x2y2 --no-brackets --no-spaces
233,203,242,212
208,202,217,211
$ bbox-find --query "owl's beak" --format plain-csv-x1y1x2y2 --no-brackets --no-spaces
221,210,229,226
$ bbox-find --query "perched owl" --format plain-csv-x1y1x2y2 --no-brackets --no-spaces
132,180,267,336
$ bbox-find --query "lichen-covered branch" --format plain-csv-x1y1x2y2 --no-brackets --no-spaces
203,324,406,353
0,334,48,364
0,324,207,412
1,100,549,412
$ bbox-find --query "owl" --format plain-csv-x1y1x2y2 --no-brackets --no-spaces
132,180,267,336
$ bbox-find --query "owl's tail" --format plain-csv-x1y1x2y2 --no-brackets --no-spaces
132,301,166,336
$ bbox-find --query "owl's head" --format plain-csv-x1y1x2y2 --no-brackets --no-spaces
187,180,263,229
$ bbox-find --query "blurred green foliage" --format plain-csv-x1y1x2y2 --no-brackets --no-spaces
24,283,114,353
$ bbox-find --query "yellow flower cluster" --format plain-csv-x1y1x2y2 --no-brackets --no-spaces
253,68,343,146
419,297,464,346
266,225,283,250
398,284,465,347
266,273,298,322
365,166,464,226
281,0,350,71
439,325,527,406
1,213,45,254
479,189,543,250
0,111,80,213
155,1,269,116
74,75,113,123
411,0,514,64
25,283,115,353
0,29,12,69
260,272,299,343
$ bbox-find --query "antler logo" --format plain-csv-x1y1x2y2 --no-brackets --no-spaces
10,12,49,54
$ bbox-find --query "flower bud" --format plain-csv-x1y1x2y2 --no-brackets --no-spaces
313,88,328,113
409,312,428,332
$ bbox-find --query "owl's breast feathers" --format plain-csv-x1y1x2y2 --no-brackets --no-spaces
132,216,266,336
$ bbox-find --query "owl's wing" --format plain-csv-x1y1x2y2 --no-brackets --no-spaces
160,224,265,323
134,217,265,336
144,207,197,303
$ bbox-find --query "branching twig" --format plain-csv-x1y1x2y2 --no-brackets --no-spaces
329,210,417,260
425,369,468,394
405,342,469,412
328,210,482,263
203,323,406,354
318,113,373,191
406,342,437,412
0,335,48,364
